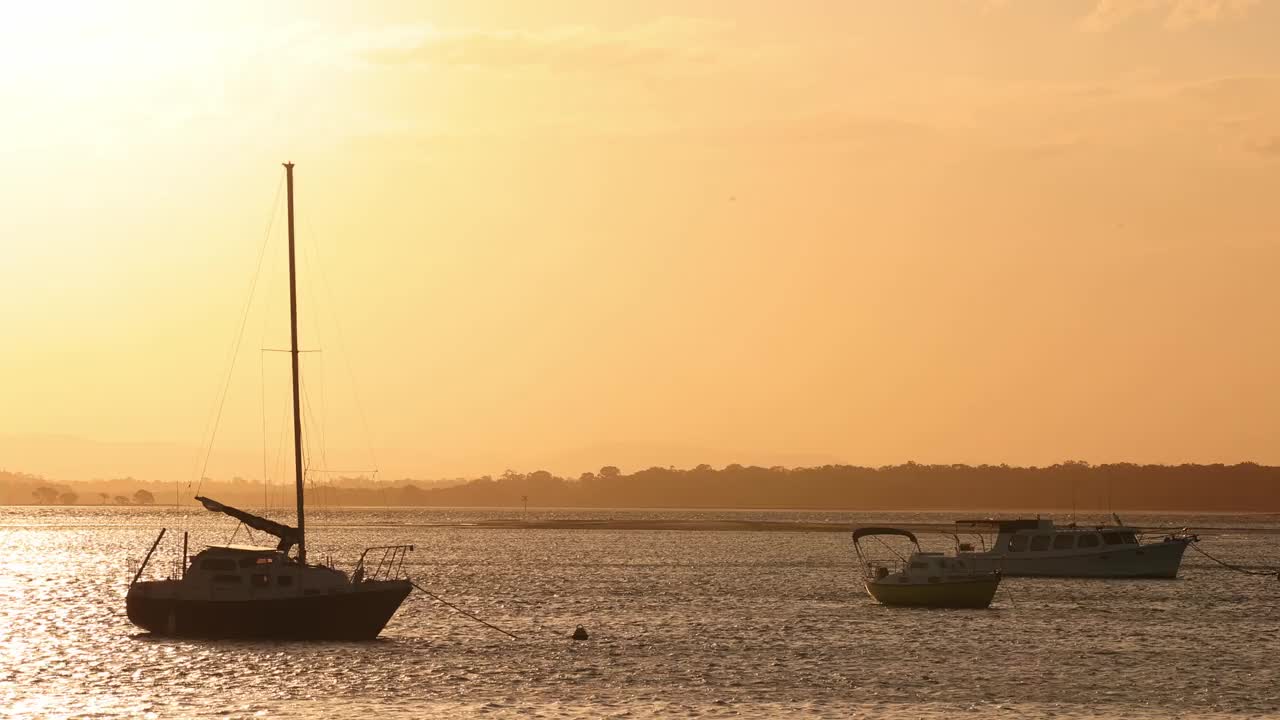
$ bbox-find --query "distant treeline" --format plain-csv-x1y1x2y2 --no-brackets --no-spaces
0,471,160,506
4,462,1278,511
362,462,1277,512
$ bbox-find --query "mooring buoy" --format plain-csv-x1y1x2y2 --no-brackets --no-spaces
572,625,589,641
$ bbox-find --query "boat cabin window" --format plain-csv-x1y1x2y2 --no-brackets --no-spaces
239,556,273,568
1119,532,1137,545
1009,535,1029,552
1053,534,1076,550
1078,534,1100,548
910,561,929,570
1102,533,1124,546
278,575,294,587
213,574,241,584
1030,535,1052,551
201,558,236,572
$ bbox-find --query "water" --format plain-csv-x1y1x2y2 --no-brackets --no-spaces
1,506,1278,718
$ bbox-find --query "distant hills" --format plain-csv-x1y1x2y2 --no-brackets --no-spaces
3,461,1277,512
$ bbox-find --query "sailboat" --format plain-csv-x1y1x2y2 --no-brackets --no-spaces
126,163,414,640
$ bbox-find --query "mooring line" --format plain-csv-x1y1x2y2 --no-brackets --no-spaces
999,578,1017,609
1190,543,1280,579
411,581,521,640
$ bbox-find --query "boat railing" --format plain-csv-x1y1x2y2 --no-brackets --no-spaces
128,528,168,586
353,544,416,583
863,559,906,580
126,556,183,583
1154,529,1199,545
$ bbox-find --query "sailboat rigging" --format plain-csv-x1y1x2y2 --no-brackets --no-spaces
126,164,414,640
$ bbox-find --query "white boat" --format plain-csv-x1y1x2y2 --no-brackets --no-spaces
852,527,1001,608
953,517,1198,579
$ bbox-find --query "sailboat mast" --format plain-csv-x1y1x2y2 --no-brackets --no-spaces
283,162,306,565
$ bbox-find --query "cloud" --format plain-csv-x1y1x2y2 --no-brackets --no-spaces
976,0,1014,12
364,18,727,73
1164,0,1262,28
1080,0,1166,30
1080,0,1260,31
1176,75,1280,107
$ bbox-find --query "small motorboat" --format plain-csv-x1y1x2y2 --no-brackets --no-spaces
852,527,1000,609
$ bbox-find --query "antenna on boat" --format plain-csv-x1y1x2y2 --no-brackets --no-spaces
1071,480,1077,526
284,161,307,565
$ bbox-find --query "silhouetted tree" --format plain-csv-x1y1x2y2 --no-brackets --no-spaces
133,489,155,505
58,491,78,505
32,486,59,504
599,466,621,479
113,495,131,505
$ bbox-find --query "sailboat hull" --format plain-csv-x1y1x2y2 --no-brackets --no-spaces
127,580,412,640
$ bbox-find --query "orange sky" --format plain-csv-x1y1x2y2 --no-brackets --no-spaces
2,1,1279,483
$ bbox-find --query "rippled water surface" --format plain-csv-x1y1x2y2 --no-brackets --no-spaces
1,507,1278,718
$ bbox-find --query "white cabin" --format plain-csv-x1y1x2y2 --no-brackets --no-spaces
954,518,1194,578
157,545,351,601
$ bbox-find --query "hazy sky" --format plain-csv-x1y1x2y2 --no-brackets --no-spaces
2,1,1279,483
